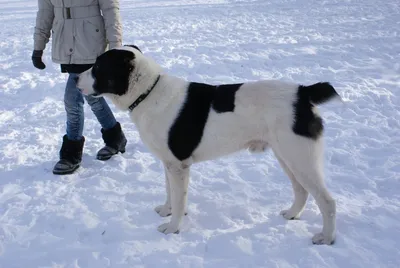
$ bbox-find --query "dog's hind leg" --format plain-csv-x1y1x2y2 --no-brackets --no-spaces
155,166,172,217
157,160,191,234
274,133,336,245
274,152,309,220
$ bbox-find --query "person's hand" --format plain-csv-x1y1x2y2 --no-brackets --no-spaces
32,50,46,70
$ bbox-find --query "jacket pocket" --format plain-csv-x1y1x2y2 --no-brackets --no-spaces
51,20,65,62
83,19,105,42
74,17,107,61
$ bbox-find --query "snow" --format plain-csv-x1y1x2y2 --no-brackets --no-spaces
0,0,399,267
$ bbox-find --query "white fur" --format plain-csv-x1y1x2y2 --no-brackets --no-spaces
77,46,336,245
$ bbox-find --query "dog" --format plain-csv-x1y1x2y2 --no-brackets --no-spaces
77,45,340,245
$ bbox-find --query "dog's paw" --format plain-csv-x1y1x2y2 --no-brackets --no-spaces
312,232,335,245
154,205,188,217
280,209,298,220
154,204,172,217
157,223,180,234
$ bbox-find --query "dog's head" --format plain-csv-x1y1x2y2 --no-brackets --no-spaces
77,45,162,110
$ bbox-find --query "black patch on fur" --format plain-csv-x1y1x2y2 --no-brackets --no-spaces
91,49,135,96
168,82,242,160
212,83,243,112
292,82,338,140
168,83,215,161
303,82,339,105
124,44,142,53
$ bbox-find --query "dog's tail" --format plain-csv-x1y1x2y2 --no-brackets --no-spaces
297,82,341,105
292,82,341,140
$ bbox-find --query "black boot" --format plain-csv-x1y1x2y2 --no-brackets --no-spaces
97,122,127,161
53,135,85,175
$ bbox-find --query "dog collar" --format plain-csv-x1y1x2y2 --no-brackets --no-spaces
128,75,161,112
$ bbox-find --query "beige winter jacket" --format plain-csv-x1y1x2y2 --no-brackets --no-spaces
33,0,122,64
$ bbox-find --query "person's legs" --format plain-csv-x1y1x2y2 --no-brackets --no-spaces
65,73,85,140
84,95,117,130
85,92,127,161
53,73,85,175
53,73,127,174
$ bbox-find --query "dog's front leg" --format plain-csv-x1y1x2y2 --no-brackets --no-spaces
157,161,190,234
154,166,172,217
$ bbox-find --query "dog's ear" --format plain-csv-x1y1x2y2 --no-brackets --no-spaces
110,50,135,95
110,49,135,69
119,49,135,62
121,50,135,72
124,44,142,53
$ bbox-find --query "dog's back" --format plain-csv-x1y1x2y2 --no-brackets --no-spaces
184,80,339,162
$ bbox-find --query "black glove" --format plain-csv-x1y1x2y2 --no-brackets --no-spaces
32,50,46,70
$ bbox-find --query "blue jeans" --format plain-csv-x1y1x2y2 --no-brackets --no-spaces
64,73,117,141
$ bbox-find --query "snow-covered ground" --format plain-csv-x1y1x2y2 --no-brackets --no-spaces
0,0,399,267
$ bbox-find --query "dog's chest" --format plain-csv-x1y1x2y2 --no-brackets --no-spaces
131,81,188,160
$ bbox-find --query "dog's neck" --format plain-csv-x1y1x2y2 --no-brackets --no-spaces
128,74,161,112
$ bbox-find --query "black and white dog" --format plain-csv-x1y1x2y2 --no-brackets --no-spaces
77,45,340,245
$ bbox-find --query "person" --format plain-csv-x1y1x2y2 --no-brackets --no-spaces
32,0,127,175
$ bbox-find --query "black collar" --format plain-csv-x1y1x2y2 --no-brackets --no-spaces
128,75,161,112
